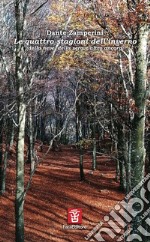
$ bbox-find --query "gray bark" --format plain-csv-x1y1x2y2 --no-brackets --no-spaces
0,118,3,194
117,123,127,191
15,0,29,241
131,22,148,191
129,9,149,242
92,138,97,170
27,106,35,174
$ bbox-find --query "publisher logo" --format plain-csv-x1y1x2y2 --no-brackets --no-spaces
68,208,82,224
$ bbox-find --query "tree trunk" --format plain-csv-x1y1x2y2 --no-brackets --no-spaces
79,144,85,181
40,116,46,144
92,138,97,170
9,119,15,147
27,105,35,174
116,159,120,182
15,1,29,241
1,146,8,194
0,118,10,194
129,14,149,242
55,85,63,141
75,96,79,142
15,102,26,242
0,118,3,194
126,128,131,193
117,123,126,191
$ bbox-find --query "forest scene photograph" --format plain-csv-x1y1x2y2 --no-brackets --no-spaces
0,0,150,241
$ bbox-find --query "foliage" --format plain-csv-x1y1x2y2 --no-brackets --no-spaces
76,138,93,149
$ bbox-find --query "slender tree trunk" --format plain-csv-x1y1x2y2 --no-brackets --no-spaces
117,123,126,191
15,1,29,241
79,144,85,181
126,127,131,193
92,138,97,170
75,102,79,143
55,85,63,142
109,103,114,153
0,118,11,194
27,106,35,173
79,121,85,181
148,130,150,171
9,119,15,147
40,116,46,144
1,145,9,194
116,159,120,182
15,101,26,242
0,118,3,194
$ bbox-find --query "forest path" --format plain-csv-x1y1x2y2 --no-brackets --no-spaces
0,145,124,242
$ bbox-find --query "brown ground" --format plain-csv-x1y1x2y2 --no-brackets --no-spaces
0,145,124,242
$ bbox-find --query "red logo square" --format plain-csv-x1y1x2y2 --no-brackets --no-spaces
68,208,82,224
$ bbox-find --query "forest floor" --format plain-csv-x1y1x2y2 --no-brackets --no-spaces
0,144,125,242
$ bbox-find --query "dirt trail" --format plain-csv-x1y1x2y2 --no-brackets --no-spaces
0,146,124,242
